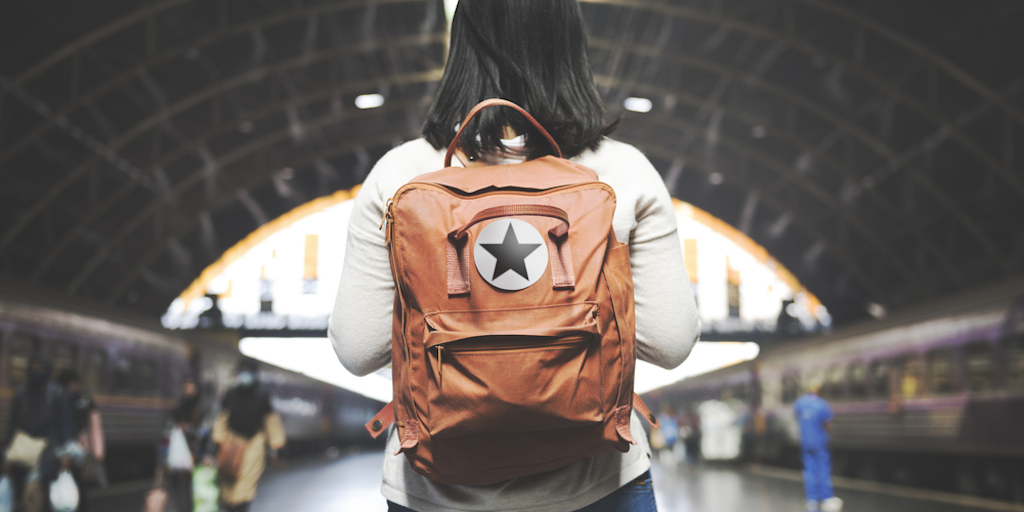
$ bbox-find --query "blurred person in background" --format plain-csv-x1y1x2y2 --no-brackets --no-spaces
681,406,702,465
164,378,207,512
794,378,842,512
1,354,76,512
212,358,285,512
57,369,105,512
655,406,680,468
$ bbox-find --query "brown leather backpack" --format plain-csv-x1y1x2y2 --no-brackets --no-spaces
366,99,658,486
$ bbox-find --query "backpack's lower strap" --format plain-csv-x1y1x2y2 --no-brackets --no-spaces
615,393,661,445
365,402,421,453
633,393,660,429
365,402,395,439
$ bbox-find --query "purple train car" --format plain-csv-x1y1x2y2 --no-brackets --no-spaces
649,279,1024,502
0,291,383,484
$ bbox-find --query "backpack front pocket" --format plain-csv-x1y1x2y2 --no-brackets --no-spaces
423,302,604,438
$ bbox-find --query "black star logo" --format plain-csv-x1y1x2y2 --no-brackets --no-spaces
480,224,542,281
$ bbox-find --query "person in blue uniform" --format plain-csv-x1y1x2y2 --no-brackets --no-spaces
794,381,843,512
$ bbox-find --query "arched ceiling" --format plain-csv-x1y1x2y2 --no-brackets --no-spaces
1,0,1022,326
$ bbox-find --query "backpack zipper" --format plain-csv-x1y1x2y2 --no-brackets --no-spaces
435,335,591,388
381,199,394,247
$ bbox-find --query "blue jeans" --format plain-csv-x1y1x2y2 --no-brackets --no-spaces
387,471,657,512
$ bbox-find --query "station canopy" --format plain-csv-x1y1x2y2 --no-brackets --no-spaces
2,0,1023,328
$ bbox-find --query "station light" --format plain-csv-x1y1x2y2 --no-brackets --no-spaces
354,93,385,109
240,337,393,403
634,341,760,394
623,97,653,113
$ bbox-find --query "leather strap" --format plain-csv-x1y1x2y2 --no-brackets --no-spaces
444,99,563,167
615,393,661,445
447,205,575,294
365,402,395,439
365,401,420,453
633,393,660,429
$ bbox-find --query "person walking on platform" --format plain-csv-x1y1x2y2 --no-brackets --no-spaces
1,354,76,512
212,358,285,512
794,380,843,512
57,369,106,512
329,1,700,510
164,378,207,512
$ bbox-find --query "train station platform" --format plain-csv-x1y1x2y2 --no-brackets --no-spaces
87,449,1024,512
248,450,1024,512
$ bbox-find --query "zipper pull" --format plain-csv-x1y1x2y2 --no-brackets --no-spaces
437,346,443,389
381,199,394,247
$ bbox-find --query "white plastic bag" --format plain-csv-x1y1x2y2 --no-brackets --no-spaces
167,427,194,471
0,476,12,512
49,470,79,512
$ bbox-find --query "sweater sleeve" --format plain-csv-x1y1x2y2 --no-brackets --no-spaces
328,157,396,377
626,149,701,369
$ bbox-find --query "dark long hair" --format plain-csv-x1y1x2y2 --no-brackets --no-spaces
422,0,616,160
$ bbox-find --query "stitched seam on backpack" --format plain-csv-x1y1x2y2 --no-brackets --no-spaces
424,301,598,320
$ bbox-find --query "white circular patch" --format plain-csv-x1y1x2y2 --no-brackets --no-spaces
473,219,549,291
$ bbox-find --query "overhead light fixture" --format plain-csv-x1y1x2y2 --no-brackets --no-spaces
623,97,653,113
866,302,887,319
354,93,385,109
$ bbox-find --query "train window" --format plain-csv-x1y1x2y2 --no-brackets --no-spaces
869,360,890,398
782,373,801,403
964,341,994,392
83,349,107,393
898,357,924,399
112,356,135,394
7,332,39,386
1007,335,1024,389
823,365,845,401
926,349,956,394
138,359,159,396
51,342,79,381
848,362,868,399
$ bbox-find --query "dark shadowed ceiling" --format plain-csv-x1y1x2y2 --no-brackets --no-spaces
1,0,1023,326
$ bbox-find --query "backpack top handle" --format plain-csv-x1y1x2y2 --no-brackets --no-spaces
444,98,563,168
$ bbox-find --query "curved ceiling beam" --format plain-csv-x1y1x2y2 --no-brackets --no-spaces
31,73,439,281
637,110,926,297
1,0,430,101
637,142,883,302
103,131,417,305
64,97,431,295
602,76,967,288
0,0,439,170
582,2,1024,200
583,0,1024,126
796,0,1024,126
0,35,444,255
590,40,1014,276
1,0,194,93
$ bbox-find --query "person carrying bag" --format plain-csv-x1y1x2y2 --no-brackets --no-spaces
211,359,285,512
329,1,700,510
2,354,76,512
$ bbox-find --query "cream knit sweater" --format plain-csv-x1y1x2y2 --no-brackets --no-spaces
329,137,700,511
